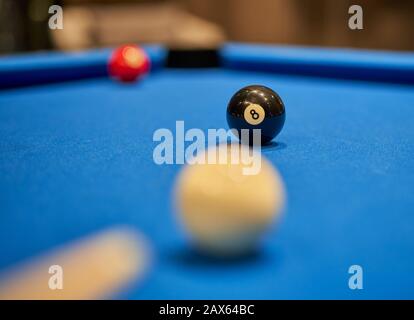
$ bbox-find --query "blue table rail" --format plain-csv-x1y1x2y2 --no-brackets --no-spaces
1,43,413,89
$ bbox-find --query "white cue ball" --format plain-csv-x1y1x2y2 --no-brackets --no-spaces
174,143,285,256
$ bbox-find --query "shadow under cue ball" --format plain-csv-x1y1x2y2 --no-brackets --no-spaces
174,144,285,257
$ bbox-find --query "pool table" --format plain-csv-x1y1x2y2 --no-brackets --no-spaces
0,43,414,299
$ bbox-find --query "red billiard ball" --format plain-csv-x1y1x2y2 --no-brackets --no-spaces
108,45,150,82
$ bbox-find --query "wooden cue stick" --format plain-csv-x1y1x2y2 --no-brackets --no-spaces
0,227,150,300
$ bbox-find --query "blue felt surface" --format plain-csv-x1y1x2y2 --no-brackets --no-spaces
1,67,414,299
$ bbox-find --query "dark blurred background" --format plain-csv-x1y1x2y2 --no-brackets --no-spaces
0,0,413,54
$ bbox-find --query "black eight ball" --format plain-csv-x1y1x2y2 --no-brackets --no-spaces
226,85,286,144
